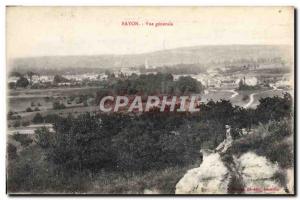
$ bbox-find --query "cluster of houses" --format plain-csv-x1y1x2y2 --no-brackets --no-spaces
8,58,292,90
114,68,141,77
174,71,292,90
173,72,259,89
8,66,144,87
8,73,110,86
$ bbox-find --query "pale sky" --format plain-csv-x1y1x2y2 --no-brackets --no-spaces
6,6,294,59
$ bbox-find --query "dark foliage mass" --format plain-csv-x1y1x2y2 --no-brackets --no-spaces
12,133,33,147
103,73,203,96
52,101,66,110
7,93,293,193
53,75,70,84
16,76,29,88
33,94,294,170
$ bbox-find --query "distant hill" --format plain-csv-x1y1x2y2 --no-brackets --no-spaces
9,45,292,73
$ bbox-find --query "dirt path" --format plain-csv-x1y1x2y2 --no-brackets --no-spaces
243,92,257,109
243,88,279,109
227,89,239,99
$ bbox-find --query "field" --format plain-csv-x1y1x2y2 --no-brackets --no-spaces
8,86,292,122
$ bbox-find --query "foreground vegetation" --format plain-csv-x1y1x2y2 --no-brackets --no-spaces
7,92,293,194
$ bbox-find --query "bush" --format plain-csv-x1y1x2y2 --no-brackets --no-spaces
175,76,203,94
12,133,33,147
47,114,114,171
44,114,60,123
7,144,17,160
7,111,14,120
32,113,44,124
22,121,30,127
16,76,29,88
53,101,66,110
255,93,293,123
108,73,203,95
13,120,21,128
242,95,249,101
35,127,52,148
26,107,33,112
231,119,293,168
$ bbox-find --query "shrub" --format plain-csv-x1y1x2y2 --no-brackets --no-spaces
8,82,16,89
26,107,33,112
53,101,66,110
22,121,30,127
7,111,14,120
16,76,29,88
47,114,114,171
35,127,52,148
242,95,249,101
231,119,293,168
44,114,60,123
255,93,292,123
7,144,17,160
12,133,33,147
32,113,44,124
13,120,21,128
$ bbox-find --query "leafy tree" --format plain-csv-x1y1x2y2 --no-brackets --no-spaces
27,71,36,84
200,99,235,125
25,107,33,112
111,120,161,171
47,114,114,171
13,120,21,128
12,133,33,147
16,76,29,88
108,73,202,95
255,93,292,123
175,76,203,94
53,75,69,84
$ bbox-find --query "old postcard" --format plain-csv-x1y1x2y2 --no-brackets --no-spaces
6,6,295,195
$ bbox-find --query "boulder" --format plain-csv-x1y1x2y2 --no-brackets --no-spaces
238,152,286,194
176,152,230,194
175,151,290,194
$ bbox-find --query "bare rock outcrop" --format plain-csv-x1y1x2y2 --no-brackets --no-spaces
175,151,291,194
176,151,230,194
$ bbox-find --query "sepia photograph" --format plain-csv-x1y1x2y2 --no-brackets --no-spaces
6,6,295,195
